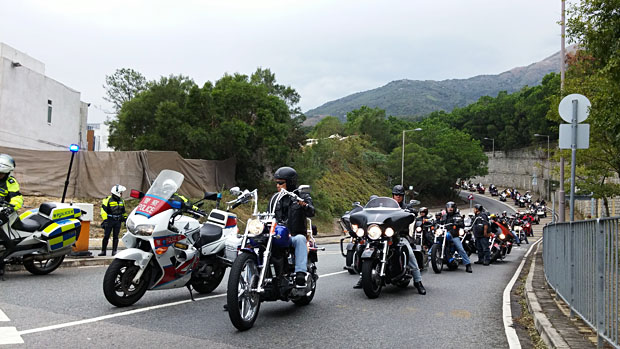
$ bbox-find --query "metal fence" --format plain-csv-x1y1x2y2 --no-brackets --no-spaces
543,218,620,348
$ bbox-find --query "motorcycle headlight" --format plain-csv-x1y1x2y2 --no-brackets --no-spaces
416,227,422,232
459,228,465,237
367,224,382,240
499,233,506,240
246,219,264,237
356,228,365,237
351,224,359,232
126,217,136,232
135,224,155,236
514,226,522,231
435,229,444,237
384,227,395,237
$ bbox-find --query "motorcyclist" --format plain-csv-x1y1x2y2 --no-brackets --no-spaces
391,185,426,294
268,167,315,287
472,204,491,265
416,207,434,249
439,201,472,273
0,154,23,211
99,185,127,256
0,154,22,278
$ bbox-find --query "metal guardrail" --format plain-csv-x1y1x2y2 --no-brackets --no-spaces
543,218,620,348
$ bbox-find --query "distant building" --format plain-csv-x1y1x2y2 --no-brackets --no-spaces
87,122,113,151
0,42,88,150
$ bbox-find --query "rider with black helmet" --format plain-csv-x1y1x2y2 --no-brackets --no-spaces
268,166,315,287
392,185,426,294
440,201,472,273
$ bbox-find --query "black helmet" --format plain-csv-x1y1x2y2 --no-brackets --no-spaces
446,201,456,210
392,185,405,196
474,204,483,211
419,207,428,216
274,166,298,189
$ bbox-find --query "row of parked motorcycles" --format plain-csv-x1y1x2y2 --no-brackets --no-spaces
0,169,322,331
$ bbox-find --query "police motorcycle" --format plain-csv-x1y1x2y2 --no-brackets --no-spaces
226,185,321,331
430,216,474,274
0,199,84,278
339,202,365,274
102,170,247,307
348,197,416,299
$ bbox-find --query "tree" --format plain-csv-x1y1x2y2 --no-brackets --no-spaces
103,68,148,113
310,116,344,138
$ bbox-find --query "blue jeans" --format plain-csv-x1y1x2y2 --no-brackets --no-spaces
451,236,471,265
290,235,308,273
403,238,422,282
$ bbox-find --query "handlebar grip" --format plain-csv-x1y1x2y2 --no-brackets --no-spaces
231,201,243,209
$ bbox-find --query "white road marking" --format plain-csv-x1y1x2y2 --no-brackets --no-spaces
18,270,347,336
0,309,10,322
503,237,543,348
0,327,24,345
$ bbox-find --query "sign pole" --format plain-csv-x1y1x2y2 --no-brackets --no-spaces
570,99,578,222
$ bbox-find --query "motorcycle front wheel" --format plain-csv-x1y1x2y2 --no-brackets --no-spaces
227,252,261,331
23,255,65,275
430,244,443,274
361,259,383,299
103,259,151,307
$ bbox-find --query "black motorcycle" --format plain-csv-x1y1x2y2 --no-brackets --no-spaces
339,202,364,275
430,218,474,273
349,197,415,299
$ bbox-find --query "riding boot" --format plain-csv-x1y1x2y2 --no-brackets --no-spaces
0,262,5,281
112,240,118,256
414,281,426,295
466,264,472,273
98,240,108,256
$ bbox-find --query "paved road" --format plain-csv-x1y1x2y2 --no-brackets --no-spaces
1,194,534,348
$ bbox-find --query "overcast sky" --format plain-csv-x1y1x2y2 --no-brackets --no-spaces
1,0,564,123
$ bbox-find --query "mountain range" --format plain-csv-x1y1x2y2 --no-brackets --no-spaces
304,49,566,125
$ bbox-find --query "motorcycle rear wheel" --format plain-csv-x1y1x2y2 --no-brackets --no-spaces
345,249,357,275
192,263,226,294
430,244,443,274
361,259,383,299
23,255,65,275
103,259,151,307
227,252,261,331
292,266,317,306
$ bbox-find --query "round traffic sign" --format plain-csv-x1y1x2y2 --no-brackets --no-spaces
467,194,474,201
558,93,590,123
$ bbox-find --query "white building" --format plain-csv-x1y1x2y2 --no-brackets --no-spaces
87,122,113,151
0,42,88,150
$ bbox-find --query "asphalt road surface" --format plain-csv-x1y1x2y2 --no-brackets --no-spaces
0,193,530,348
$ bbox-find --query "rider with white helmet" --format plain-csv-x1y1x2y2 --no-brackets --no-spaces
99,184,128,256
0,154,23,211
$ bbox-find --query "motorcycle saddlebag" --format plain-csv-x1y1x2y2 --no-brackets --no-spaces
39,218,81,251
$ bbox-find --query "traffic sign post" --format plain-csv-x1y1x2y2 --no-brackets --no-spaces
468,194,474,209
558,94,590,222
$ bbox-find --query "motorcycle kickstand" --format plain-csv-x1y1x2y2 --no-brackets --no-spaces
186,284,195,301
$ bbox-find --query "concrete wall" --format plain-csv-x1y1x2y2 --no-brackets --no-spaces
0,42,87,150
471,148,552,200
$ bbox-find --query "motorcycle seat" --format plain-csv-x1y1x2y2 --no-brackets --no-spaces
12,214,52,233
195,222,223,247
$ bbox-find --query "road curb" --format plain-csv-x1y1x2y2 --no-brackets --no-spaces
525,242,570,348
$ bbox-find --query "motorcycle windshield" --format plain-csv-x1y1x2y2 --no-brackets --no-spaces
364,197,400,209
136,170,185,218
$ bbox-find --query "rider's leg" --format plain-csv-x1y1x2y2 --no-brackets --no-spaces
111,221,121,255
452,237,471,266
290,235,308,286
403,241,421,282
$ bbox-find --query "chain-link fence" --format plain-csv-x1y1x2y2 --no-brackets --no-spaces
543,218,620,348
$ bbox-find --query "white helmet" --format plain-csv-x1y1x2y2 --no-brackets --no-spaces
111,184,126,197
0,154,15,174
161,179,178,196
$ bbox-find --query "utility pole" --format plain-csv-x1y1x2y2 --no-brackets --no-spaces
558,0,566,222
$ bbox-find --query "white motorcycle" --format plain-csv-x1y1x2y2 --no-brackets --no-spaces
102,169,246,307
0,199,84,278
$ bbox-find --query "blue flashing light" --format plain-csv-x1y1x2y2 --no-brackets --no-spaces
69,144,80,152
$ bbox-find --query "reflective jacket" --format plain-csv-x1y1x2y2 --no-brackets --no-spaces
101,195,127,221
0,175,23,210
269,192,315,236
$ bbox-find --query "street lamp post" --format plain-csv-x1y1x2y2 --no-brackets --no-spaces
534,134,551,200
401,128,423,186
483,137,495,157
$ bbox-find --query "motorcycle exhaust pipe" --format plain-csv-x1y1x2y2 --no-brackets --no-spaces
24,249,70,261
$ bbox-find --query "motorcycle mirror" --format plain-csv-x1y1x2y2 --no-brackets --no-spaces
229,187,241,196
130,189,144,199
409,200,421,206
353,201,361,207
298,184,311,194
203,192,219,201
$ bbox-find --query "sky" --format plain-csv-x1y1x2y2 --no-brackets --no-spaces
0,0,564,123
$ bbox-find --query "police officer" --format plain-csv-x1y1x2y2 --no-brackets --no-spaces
0,154,23,211
99,185,127,256
440,201,472,273
0,154,22,278
472,204,491,266
268,167,315,287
